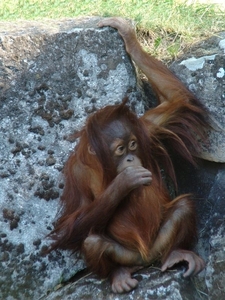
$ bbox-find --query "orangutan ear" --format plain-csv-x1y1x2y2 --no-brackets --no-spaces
88,145,96,155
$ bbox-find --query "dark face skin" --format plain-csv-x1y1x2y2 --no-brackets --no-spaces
103,120,142,173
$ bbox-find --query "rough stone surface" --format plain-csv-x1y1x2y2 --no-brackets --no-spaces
170,33,225,162
0,17,225,299
44,267,205,300
174,158,225,300
0,17,145,300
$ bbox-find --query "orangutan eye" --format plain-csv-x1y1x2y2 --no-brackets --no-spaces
115,145,125,156
129,140,137,151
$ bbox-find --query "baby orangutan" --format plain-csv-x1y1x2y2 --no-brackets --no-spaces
49,17,206,293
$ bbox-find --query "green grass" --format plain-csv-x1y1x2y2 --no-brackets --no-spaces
0,0,225,60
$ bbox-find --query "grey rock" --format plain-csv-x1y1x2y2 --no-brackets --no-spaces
174,157,225,299
0,17,145,300
44,267,203,300
170,33,225,162
0,17,225,299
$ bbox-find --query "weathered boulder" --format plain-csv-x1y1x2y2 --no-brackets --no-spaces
0,17,145,300
170,33,225,162
0,17,225,299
